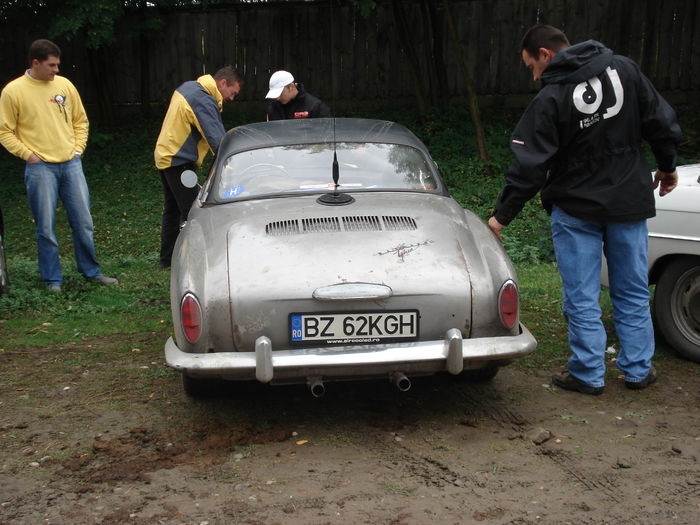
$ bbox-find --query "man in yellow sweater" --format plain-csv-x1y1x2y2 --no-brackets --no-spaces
0,39,117,292
154,66,243,269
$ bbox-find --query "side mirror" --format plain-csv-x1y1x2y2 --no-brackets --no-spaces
181,169,199,189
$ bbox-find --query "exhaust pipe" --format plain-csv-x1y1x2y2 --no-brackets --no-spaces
307,376,325,398
390,372,412,392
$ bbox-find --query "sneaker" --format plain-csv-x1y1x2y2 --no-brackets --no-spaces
625,366,657,390
48,284,62,292
90,275,118,285
551,371,604,396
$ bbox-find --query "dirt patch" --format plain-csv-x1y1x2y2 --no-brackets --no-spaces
1,339,699,524
56,422,293,485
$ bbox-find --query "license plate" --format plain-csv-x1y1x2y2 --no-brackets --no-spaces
289,310,419,345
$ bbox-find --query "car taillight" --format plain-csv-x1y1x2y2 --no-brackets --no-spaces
181,293,202,343
498,280,518,330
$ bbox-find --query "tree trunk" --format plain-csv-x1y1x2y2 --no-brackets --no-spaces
443,0,491,174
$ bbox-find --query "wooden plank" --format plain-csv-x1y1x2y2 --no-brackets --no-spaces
690,0,700,89
671,0,695,90
311,2,333,102
654,0,675,89
353,4,370,101
335,3,354,102
620,0,647,65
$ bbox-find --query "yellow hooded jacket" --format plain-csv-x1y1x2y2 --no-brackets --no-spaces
154,74,224,170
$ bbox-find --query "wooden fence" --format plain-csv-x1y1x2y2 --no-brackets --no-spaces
0,0,698,115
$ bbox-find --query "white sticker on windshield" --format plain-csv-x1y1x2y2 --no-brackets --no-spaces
224,185,244,198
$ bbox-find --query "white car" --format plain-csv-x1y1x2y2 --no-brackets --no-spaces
647,165,700,362
603,165,700,362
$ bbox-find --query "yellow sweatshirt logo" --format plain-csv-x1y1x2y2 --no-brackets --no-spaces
51,94,68,122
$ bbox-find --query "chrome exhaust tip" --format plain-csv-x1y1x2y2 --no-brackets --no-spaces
390,371,411,392
308,376,325,398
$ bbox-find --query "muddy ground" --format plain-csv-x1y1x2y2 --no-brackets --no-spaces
1,335,699,525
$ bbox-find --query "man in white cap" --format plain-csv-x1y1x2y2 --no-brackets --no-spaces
265,70,331,121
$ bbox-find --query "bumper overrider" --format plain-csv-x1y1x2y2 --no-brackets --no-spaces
165,324,537,383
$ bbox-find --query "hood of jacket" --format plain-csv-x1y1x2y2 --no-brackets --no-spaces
542,40,613,85
197,74,223,111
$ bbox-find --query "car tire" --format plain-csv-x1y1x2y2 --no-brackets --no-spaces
654,256,700,363
181,372,218,397
458,365,500,382
0,227,8,295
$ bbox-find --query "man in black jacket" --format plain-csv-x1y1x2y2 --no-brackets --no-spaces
488,25,682,395
265,70,331,121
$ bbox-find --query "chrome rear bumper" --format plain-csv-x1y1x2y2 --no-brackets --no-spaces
165,324,537,383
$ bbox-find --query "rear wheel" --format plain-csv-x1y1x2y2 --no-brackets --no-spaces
654,256,700,363
459,365,500,382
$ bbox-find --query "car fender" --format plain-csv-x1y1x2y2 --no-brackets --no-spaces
171,209,233,353
459,208,520,337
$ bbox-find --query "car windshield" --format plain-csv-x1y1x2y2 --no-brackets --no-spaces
212,142,439,201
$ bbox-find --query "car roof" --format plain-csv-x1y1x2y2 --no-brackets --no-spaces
218,118,430,157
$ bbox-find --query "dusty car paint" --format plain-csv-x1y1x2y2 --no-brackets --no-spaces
166,119,537,391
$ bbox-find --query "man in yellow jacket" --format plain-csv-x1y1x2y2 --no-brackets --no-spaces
0,39,117,292
154,66,242,268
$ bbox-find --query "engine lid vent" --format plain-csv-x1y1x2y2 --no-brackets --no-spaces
343,215,382,231
302,217,341,233
383,215,417,231
265,220,300,236
266,215,417,236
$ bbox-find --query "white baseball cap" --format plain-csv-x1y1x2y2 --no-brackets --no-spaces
265,70,294,99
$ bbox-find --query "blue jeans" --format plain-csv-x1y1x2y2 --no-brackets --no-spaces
24,157,101,285
551,206,653,387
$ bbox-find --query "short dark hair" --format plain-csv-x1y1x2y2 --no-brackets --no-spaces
521,24,570,58
28,39,61,64
214,65,243,86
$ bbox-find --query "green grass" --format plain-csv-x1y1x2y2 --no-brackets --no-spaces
0,104,698,370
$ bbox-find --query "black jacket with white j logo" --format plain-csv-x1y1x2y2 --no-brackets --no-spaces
494,40,682,225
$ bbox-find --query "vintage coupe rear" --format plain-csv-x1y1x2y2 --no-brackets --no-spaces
164,118,537,395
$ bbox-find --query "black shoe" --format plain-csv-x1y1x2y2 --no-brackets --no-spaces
625,366,657,390
552,371,604,396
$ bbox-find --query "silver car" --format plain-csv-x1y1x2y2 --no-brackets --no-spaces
647,164,700,362
164,118,537,396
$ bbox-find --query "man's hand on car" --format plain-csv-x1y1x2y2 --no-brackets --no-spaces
653,169,678,196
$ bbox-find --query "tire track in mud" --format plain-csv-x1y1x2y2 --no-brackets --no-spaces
537,448,622,503
362,433,481,490
455,382,529,429
650,471,700,505
457,382,625,503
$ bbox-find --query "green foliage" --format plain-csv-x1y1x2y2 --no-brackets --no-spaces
350,0,377,18
49,0,125,48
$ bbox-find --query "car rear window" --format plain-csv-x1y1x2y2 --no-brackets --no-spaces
211,142,439,202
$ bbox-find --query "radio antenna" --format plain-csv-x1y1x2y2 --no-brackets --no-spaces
318,0,354,206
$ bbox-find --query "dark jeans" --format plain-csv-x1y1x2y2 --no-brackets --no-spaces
159,163,198,268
